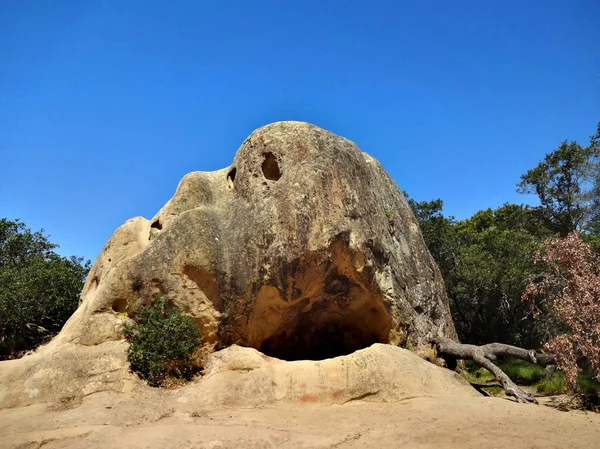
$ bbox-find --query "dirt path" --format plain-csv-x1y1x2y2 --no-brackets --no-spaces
2,393,599,448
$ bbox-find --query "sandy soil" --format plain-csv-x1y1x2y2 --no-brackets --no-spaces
2,393,599,449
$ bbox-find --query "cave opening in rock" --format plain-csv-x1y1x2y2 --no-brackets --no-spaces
261,152,281,181
245,241,392,361
256,294,391,361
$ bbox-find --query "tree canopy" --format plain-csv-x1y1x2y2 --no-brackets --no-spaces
0,219,90,359
408,122,600,349
517,131,599,236
406,199,547,347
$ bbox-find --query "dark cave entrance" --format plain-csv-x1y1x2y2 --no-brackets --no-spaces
256,296,391,362
246,241,393,362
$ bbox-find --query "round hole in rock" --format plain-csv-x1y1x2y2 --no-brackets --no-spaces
261,152,281,181
257,296,391,361
112,298,128,313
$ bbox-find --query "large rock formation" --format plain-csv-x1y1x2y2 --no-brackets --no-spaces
0,121,460,407
77,121,456,354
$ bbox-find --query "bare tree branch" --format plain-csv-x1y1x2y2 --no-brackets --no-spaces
436,337,556,404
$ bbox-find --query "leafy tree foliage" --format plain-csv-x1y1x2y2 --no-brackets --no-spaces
406,122,600,352
452,208,548,346
123,296,201,387
405,195,458,281
407,198,547,347
517,131,599,236
587,124,600,245
0,219,90,359
523,233,600,391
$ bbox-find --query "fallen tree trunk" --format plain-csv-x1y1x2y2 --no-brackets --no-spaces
435,337,556,404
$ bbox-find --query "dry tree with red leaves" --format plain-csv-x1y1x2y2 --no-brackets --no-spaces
523,232,600,389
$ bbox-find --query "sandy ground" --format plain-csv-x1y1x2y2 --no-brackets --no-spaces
2,393,599,449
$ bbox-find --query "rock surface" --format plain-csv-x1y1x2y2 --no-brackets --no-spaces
1,121,458,407
76,121,456,355
0,343,476,408
174,344,477,407
3,391,600,449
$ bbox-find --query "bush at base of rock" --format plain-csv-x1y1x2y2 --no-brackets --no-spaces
123,296,201,387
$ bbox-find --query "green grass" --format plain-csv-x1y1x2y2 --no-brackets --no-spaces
464,357,599,396
460,357,599,408
483,385,504,396
534,369,599,399
459,362,503,396
535,372,566,395
498,359,546,386
461,360,495,384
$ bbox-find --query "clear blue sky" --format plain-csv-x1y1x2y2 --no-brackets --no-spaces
1,1,599,262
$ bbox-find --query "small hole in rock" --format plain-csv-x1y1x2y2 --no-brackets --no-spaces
227,167,237,189
261,152,281,181
151,220,162,230
112,298,127,313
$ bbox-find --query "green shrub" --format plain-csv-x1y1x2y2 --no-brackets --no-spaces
578,369,600,396
123,296,201,387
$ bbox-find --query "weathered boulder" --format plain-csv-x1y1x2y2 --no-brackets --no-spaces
0,121,459,407
75,121,456,355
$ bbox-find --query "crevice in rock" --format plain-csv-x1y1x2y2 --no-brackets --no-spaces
261,152,281,181
342,391,379,404
131,277,143,293
227,167,237,189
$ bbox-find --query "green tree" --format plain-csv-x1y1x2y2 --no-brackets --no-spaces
0,219,90,359
448,207,543,346
406,196,547,347
587,124,600,243
406,195,458,281
517,130,599,236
